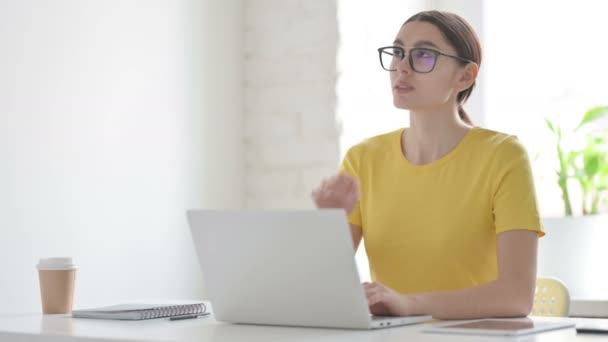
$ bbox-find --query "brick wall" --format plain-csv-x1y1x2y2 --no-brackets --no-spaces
243,0,340,208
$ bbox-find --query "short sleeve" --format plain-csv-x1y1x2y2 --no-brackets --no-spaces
492,136,545,237
339,145,363,227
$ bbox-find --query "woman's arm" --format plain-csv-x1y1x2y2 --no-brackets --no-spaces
408,229,538,319
350,224,363,251
365,229,538,319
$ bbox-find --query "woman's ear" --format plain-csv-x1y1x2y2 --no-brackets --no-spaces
456,63,479,91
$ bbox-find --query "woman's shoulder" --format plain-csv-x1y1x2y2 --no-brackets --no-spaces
472,127,526,149
471,127,530,160
345,128,403,156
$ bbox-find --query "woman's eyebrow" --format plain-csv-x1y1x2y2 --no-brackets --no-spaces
392,38,440,49
413,40,440,49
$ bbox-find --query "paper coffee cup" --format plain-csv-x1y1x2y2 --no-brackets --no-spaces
37,257,78,314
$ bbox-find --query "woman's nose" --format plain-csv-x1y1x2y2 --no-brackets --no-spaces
396,56,411,73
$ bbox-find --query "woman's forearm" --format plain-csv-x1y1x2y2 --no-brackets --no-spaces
407,278,534,320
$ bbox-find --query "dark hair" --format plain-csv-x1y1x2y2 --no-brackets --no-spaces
404,10,482,125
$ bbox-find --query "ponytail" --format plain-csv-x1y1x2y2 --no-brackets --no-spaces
458,105,473,126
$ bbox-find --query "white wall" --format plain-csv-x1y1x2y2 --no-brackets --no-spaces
0,0,243,314
199,0,244,209
539,216,608,300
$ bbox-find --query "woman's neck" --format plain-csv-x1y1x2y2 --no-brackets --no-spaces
403,109,473,165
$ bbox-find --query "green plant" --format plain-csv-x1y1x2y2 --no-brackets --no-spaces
545,106,608,216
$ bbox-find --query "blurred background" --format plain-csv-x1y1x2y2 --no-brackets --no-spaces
1,0,607,314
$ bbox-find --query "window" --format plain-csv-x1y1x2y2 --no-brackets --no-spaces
484,0,608,216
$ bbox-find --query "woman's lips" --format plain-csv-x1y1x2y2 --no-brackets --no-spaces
393,84,415,94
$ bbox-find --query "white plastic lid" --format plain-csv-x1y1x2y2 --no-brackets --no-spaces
37,257,78,271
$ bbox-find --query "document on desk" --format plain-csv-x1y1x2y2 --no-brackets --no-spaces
72,302,207,320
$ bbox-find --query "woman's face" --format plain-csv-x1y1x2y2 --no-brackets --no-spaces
390,21,469,112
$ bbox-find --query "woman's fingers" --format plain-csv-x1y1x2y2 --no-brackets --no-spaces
366,281,381,289
368,293,383,306
325,173,357,193
366,287,386,305
337,173,352,188
364,283,384,297
320,179,328,191
312,173,361,211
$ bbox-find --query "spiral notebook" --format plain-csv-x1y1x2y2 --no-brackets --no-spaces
72,302,207,320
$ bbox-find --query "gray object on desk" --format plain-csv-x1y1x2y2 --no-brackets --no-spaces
573,317,608,333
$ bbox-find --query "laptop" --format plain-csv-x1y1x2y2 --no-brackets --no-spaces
187,209,432,329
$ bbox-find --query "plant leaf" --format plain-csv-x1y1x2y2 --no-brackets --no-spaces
580,177,593,194
567,151,580,166
545,118,555,133
584,153,601,177
576,106,608,131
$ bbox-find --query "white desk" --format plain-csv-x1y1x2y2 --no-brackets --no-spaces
0,313,605,342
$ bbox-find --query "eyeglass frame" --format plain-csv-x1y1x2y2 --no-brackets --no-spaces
377,46,475,73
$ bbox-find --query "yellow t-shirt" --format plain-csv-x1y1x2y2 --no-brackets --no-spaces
341,127,544,294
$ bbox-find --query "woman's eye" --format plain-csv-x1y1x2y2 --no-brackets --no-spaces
415,49,433,58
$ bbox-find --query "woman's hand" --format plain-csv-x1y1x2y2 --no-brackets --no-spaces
363,281,412,317
311,173,360,214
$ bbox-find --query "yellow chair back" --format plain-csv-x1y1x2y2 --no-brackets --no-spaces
532,277,570,317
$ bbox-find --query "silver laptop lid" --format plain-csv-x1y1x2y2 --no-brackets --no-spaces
187,209,373,329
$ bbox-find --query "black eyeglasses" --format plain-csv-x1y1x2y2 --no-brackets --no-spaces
377,46,474,73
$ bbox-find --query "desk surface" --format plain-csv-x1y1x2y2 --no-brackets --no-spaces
0,313,606,342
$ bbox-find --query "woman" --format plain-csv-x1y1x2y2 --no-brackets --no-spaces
312,10,544,320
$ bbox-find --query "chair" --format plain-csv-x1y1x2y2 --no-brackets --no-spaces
531,277,570,317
